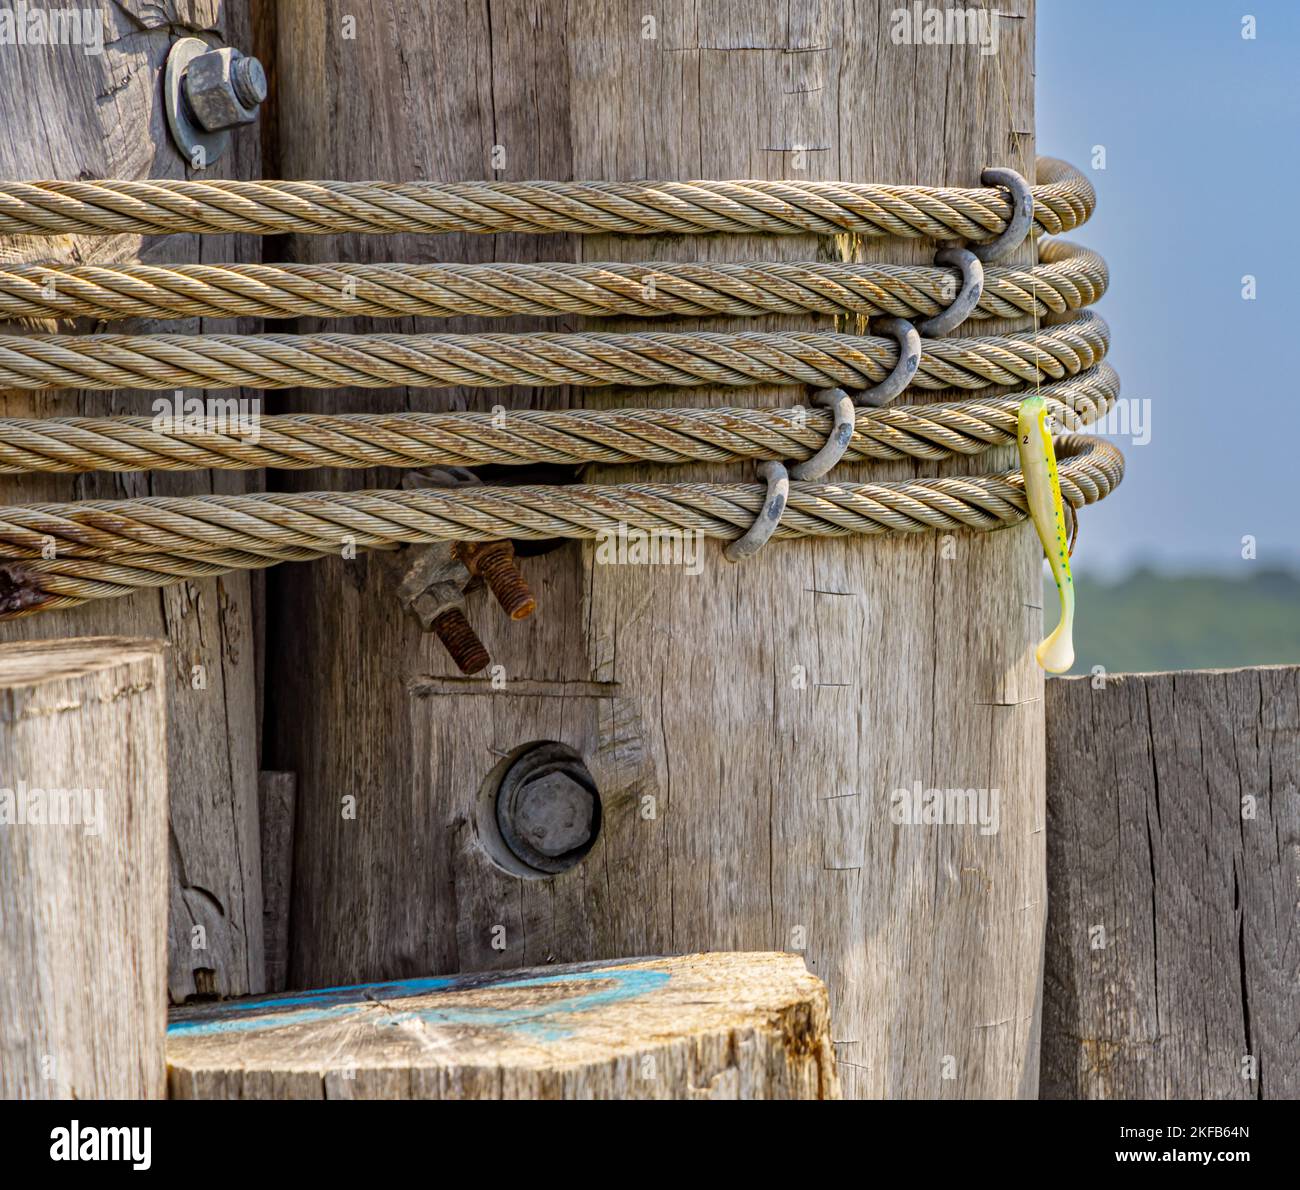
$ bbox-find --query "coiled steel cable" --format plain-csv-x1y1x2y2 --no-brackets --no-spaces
0,156,1123,620
0,157,1093,241
0,366,1117,475
0,435,1124,617
0,311,1107,392
0,239,1105,324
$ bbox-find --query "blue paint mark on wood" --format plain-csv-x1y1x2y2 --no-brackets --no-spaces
168,966,672,1043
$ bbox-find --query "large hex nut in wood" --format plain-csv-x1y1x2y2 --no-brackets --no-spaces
185,47,266,131
511,771,595,857
494,743,601,874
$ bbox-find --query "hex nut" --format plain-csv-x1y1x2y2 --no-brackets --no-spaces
491,744,602,875
512,771,596,857
185,47,265,131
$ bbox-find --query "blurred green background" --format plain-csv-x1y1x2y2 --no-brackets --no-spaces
1047,567,1300,675
1038,4,1299,675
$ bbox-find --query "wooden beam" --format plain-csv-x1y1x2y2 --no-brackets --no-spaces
259,771,297,993
1043,667,1300,1099
269,0,1044,1098
0,0,265,1004
167,951,839,1099
0,638,167,1098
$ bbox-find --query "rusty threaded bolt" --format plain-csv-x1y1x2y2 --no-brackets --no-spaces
429,608,491,675
230,55,268,109
454,541,537,621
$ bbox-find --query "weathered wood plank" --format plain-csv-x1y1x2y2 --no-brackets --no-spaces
258,771,297,993
0,1,265,1004
270,0,1045,1098
1043,667,1300,1099
0,637,168,1098
167,951,839,1099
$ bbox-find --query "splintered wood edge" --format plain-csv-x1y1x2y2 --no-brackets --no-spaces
0,636,165,689
166,952,839,1096
1050,663,1300,683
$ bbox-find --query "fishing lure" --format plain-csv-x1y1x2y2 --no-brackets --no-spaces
1018,395,1074,673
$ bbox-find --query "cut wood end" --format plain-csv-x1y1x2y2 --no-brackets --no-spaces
0,636,165,690
167,952,840,1100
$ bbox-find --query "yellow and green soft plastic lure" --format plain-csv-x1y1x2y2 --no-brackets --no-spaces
1018,395,1074,673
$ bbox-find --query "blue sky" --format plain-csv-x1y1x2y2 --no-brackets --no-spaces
1037,0,1300,576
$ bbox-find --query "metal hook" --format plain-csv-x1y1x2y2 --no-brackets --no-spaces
789,388,855,481
971,167,1034,262
724,461,789,562
852,317,920,408
916,247,984,337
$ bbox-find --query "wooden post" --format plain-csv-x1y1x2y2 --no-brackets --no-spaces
258,771,297,993
0,638,167,1099
168,952,839,1099
271,0,1044,1098
1043,668,1299,1100
0,1,265,1003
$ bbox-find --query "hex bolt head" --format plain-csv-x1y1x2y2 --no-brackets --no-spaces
491,744,602,875
184,47,266,132
512,771,596,857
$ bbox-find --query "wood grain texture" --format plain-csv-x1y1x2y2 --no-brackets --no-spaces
269,0,1046,1098
0,0,265,1004
258,770,296,993
167,951,839,1099
0,637,167,1098
1043,667,1300,1099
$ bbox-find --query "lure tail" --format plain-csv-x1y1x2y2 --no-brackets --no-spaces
1035,604,1075,673
1018,396,1075,674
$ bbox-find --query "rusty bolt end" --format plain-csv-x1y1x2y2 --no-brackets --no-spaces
455,540,536,621
0,564,52,618
430,608,490,675
231,55,268,108
482,551,537,620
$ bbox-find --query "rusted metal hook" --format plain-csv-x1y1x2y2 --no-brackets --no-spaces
789,388,855,481
725,461,789,562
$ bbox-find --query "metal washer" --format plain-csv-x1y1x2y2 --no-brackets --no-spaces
164,37,231,168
